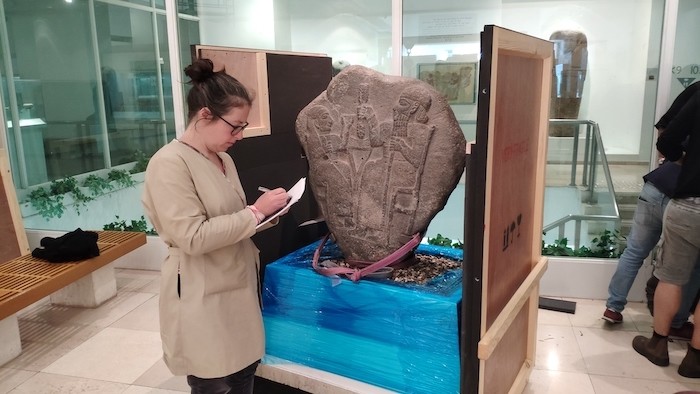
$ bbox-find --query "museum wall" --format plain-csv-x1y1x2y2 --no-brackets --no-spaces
198,0,663,159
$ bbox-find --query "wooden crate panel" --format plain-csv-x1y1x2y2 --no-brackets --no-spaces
194,46,271,138
486,53,546,327
464,25,552,394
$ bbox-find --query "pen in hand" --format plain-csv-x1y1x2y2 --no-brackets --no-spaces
259,186,291,204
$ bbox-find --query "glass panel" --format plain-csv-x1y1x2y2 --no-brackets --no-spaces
289,1,392,74
195,1,391,73
178,17,201,109
403,1,494,143
543,121,620,253
155,0,165,9
2,0,99,185
178,0,198,17
94,3,161,166
122,0,151,7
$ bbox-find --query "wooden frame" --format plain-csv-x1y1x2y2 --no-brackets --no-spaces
0,148,29,263
417,62,477,104
192,46,329,139
193,45,272,138
462,25,553,394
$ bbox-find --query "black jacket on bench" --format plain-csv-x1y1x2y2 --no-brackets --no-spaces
31,228,100,263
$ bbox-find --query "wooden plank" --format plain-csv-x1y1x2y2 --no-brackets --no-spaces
481,304,529,394
0,148,29,263
478,257,547,360
191,44,327,58
193,46,272,137
0,231,146,319
464,25,552,394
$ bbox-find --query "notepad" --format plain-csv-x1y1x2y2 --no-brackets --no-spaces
256,177,306,229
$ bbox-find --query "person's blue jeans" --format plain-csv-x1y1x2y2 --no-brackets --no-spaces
186,360,259,394
606,182,700,328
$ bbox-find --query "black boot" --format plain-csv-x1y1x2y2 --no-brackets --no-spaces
679,344,700,378
632,332,669,366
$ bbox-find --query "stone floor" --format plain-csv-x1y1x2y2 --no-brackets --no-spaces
1,268,699,393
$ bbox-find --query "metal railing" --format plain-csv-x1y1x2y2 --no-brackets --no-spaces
543,119,621,249
542,214,620,250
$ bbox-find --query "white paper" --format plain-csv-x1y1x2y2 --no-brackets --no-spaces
256,177,306,229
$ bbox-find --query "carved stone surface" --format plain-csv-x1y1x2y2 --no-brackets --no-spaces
296,65,466,263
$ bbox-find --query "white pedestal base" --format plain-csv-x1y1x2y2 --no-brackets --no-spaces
0,315,21,366
50,264,117,307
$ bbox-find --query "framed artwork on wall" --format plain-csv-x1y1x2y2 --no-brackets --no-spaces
417,62,477,105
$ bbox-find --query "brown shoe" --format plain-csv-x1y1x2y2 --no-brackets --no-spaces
632,335,669,366
669,322,694,341
602,308,623,324
679,344,700,378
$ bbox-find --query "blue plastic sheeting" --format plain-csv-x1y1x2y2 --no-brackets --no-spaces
262,239,462,394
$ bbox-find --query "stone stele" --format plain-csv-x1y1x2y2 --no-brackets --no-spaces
296,65,466,264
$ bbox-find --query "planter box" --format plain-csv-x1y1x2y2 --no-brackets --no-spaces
540,256,652,301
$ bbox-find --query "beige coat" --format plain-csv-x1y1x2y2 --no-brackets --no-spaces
142,140,274,378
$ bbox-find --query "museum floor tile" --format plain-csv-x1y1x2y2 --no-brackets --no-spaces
1,268,699,394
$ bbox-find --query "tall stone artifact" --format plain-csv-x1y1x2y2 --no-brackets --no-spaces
549,30,588,137
296,65,466,264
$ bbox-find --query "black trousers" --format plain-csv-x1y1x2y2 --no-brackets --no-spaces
187,360,259,394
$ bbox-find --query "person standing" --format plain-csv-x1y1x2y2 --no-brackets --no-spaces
142,58,289,393
602,81,700,341
633,90,700,377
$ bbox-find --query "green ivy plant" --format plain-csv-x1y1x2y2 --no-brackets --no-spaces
25,169,140,220
26,187,65,219
49,176,92,215
82,174,114,196
542,229,624,258
108,169,136,188
130,150,151,174
103,215,157,235
427,233,464,249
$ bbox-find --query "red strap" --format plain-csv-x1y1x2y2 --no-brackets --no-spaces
312,233,421,282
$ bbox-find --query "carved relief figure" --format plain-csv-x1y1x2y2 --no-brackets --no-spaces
345,84,389,240
296,65,467,263
382,85,435,243
305,105,354,227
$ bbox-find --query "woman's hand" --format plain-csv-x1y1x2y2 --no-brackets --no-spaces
254,188,288,216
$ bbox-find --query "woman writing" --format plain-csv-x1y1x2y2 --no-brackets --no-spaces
142,58,289,394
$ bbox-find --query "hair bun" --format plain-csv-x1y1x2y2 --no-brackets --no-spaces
184,58,215,83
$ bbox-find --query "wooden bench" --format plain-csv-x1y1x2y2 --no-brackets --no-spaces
0,230,146,366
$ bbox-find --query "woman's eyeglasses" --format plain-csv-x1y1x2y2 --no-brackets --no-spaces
216,115,249,136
